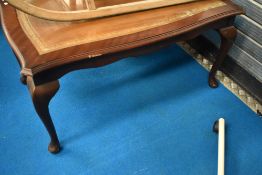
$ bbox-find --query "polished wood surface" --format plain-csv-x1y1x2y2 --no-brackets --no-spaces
1,0,242,76
0,0,243,153
27,76,61,153
17,0,225,55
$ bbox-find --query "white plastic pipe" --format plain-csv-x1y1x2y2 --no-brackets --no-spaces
217,118,225,175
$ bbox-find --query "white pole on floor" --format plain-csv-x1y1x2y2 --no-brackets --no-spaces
213,118,225,175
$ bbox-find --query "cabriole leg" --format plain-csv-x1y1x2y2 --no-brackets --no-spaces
209,26,237,88
27,76,61,153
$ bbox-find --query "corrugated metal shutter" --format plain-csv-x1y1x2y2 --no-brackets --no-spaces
203,0,262,83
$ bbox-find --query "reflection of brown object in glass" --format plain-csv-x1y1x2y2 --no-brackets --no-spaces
6,0,200,21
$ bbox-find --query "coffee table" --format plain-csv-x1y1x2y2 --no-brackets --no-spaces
0,0,243,153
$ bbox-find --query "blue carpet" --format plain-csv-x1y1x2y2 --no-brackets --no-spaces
0,28,261,175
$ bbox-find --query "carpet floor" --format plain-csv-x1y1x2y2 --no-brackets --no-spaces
0,28,261,175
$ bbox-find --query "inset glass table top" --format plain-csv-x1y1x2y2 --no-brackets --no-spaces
5,0,201,21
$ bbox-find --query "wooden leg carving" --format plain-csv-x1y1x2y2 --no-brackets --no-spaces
27,76,61,153
209,26,237,88
20,75,27,85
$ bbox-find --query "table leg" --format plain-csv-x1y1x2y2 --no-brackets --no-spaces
26,76,61,153
209,26,237,88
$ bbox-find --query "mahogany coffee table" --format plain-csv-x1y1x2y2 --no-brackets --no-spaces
0,0,243,153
